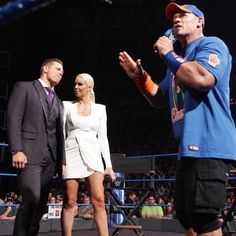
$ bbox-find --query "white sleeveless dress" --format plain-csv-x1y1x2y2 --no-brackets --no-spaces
63,101,112,179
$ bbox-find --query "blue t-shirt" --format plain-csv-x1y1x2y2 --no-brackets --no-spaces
159,36,236,160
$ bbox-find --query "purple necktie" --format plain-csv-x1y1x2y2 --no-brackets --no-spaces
45,87,54,103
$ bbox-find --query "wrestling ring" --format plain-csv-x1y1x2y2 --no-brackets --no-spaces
0,143,236,236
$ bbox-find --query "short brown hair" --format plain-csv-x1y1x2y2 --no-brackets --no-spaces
39,58,63,75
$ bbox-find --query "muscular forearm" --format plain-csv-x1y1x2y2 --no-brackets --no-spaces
176,61,215,91
156,37,216,91
134,71,169,109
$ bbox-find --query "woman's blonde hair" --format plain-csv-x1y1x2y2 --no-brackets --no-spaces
76,73,95,103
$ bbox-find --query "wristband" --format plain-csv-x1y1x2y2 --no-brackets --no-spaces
134,71,155,94
164,51,186,74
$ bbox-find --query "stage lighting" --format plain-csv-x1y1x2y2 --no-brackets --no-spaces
101,0,112,5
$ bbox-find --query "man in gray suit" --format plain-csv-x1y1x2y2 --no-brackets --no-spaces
6,58,65,236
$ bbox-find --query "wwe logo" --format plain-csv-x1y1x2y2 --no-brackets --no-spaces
111,177,124,189
164,28,177,44
114,180,121,187
169,32,176,42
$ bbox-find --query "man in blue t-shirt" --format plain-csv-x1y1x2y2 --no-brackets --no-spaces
118,2,236,236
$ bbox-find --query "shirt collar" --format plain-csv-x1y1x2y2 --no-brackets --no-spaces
38,79,54,91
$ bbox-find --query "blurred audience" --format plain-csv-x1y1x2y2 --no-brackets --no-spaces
77,195,93,220
141,195,163,219
0,197,17,221
163,201,175,219
125,191,140,218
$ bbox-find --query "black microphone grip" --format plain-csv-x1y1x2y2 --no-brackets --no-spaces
104,174,112,183
154,28,177,54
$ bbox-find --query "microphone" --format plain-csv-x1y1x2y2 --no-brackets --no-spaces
164,28,177,44
103,174,125,189
111,177,124,189
104,174,112,183
154,28,177,54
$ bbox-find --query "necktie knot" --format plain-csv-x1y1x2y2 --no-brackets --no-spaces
45,87,54,103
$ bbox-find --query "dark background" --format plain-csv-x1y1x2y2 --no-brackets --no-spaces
0,0,236,157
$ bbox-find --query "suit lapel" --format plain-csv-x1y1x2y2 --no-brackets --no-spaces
33,80,49,123
54,94,64,130
33,80,64,129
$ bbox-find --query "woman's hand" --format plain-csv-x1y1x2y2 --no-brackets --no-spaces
104,167,116,181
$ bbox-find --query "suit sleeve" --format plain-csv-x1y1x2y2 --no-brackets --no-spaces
6,82,27,152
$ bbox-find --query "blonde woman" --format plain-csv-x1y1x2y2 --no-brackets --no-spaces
61,73,115,236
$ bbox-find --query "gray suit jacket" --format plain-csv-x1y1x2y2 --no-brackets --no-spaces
6,80,65,175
